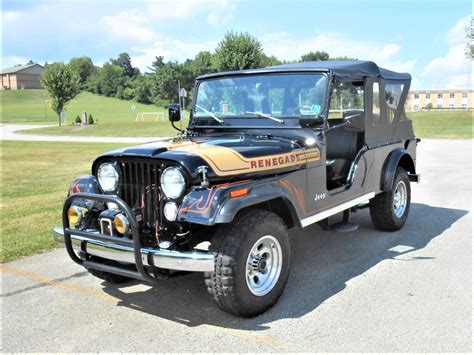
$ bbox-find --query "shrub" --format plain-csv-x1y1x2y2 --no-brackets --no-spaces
74,115,81,124
88,114,94,125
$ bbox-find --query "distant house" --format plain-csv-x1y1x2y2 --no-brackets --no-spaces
1,63,44,90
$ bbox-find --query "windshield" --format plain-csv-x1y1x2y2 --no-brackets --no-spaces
194,73,328,120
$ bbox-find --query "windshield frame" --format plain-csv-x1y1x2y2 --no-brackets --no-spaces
190,71,330,128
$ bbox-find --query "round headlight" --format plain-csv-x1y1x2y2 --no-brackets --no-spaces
163,202,178,221
161,167,185,199
98,163,119,192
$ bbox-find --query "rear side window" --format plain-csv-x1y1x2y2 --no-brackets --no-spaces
385,82,405,122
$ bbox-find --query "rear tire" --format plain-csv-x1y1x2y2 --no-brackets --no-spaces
205,209,291,317
370,167,411,231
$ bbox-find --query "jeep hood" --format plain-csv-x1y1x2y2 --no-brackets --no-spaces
96,135,320,179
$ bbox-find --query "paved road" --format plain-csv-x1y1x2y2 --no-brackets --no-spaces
1,139,472,352
1,124,164,143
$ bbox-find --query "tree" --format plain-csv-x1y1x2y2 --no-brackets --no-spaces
330,56,358,61
213,31,265,71
110,52,139,77
261,54,281,67
300,51,330,62
425,102,433,111
150,61,184,103
191,51,215,76
97,63,125,97
40,63,80,126
466,16,473,60
135,78,152,104
69,56,95,85
149,56,165,72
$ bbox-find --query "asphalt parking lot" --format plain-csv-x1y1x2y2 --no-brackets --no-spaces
1,139,472,352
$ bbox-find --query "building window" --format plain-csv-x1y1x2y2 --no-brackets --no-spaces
414,93,419,99
414,104,419,111
449,103,455,110
425,93,430,99
438,93,443,99
437,104,442,110
449,92,455,98
462,103,467,110
462,92,468,98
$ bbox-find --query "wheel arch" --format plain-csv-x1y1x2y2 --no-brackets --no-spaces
381,148,416,191
229,196,301,229
179,178,302,229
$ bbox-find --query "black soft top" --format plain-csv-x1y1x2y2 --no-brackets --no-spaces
197,60,411,81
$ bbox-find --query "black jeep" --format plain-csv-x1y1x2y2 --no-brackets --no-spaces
54,61,420,317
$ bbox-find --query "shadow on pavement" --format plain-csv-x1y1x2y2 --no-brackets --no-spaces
101,203,468,330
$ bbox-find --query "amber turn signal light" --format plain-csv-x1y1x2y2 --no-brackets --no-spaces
114,214,130,234
67,206,83,225
230,187,249,198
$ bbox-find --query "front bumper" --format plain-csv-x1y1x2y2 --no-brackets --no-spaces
56,192,215,283
53,227,214,272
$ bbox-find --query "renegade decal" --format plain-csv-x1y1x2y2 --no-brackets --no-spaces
167,140,320,176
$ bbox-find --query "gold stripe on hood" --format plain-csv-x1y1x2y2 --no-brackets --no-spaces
167,140,320,176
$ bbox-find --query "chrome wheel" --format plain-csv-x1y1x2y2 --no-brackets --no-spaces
246,235,283,296
393,180,407,218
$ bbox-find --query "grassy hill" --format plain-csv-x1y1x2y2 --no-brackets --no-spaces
409,110,473,139
1,89,181,137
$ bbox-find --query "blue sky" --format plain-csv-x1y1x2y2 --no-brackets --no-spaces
2,0,472,89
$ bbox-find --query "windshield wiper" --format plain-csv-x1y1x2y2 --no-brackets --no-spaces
195,105,224,124
245,111,284,124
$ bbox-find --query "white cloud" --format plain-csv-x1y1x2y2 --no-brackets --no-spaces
422,16,472,89
97,1,237,70
260,31,417,73
130,35,215,71
1,56,30,68
100,11,158,44
446,15,470,45
147,0,236,25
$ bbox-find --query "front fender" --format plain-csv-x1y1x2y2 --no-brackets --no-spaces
178,177,298,226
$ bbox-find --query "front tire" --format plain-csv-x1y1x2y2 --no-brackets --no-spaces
205,209,291,317
370,167,411,231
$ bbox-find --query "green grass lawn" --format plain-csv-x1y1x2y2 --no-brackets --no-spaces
1,89,182,137
409,110,473,139
0,141,124,262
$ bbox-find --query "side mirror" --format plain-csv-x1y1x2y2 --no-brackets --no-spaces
168,103,181,122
